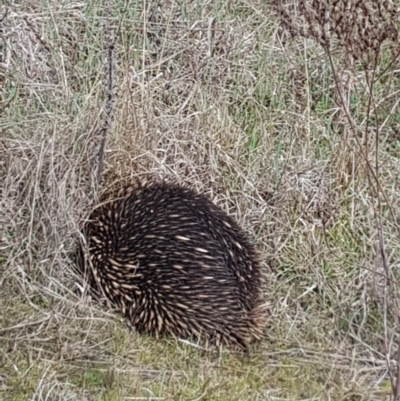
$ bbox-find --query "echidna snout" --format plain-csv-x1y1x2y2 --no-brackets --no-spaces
79,180,266,348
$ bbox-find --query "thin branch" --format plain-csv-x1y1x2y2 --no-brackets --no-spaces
96,41,115,188
94,1,130,190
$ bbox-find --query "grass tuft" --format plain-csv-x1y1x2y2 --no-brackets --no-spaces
1,0,400,399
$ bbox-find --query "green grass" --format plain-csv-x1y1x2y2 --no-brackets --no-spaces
1,0,399,400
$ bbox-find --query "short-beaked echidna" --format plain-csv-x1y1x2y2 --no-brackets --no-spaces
79,180,266,348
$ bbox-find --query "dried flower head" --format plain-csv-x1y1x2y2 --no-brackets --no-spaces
272,0,399,66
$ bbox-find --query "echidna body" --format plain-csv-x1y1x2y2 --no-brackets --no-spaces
80,180,265,348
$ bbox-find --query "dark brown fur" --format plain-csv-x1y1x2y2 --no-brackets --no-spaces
79,180,266,349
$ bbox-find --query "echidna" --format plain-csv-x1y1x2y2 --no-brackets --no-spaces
79,180,266,349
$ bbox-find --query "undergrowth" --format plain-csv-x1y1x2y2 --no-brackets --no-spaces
1,0,400,400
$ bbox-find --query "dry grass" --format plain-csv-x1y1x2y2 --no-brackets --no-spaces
1,0,400,399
